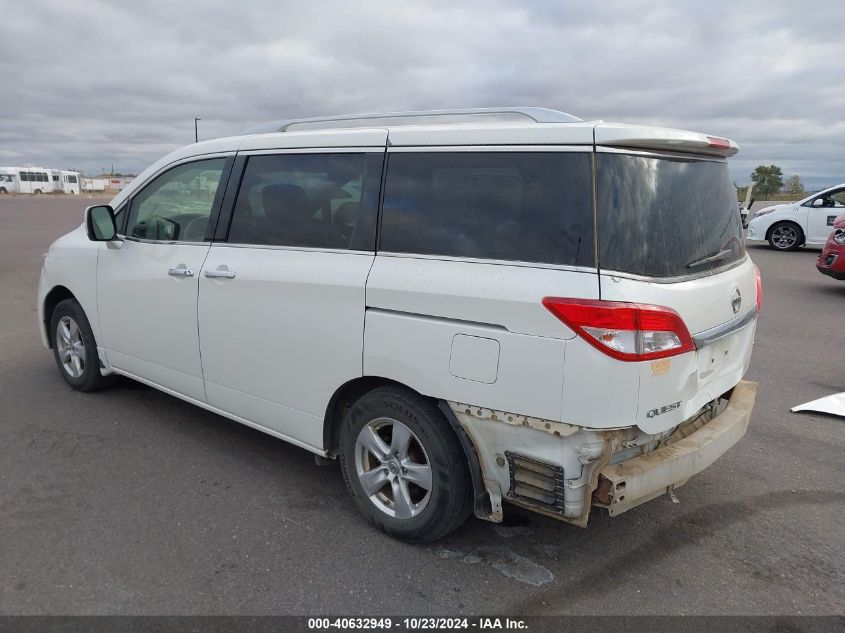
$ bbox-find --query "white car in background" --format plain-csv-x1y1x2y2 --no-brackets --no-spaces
746,183,845,251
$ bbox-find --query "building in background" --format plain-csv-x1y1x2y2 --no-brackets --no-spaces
82,175,135,192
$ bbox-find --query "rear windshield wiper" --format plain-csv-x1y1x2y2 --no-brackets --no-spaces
685,249,733,270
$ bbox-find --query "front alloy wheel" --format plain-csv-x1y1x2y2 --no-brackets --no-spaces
769,223,801,251
56,316,86,378
49,298,116,392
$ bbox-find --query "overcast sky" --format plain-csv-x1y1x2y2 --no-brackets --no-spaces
1,0,843,188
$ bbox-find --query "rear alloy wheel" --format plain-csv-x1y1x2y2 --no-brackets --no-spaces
355,417,433,519
339,386,472,542
768,222,802,251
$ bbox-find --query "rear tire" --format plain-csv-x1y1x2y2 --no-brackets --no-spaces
339,386,472,542
50,298,116,392
768,221,802,251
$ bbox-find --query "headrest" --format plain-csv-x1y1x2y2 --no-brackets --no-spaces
263,183,309,224
334,202,359,225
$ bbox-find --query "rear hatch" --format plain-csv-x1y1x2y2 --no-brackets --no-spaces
593,133,757,433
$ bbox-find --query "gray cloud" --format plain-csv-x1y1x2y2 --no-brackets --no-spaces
1,0,842,188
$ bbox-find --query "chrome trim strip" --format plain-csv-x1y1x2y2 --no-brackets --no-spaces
121,237,210,246
387,145,591,153
237,147,384,156
600,255,749,284
692,308,757,348
212,242,374,256
376,251,598,273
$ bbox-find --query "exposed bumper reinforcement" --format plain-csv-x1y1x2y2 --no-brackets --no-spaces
595,380,758,516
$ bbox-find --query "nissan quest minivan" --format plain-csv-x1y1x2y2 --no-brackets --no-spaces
38,108,760,542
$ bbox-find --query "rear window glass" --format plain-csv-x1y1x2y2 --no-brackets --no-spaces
597,153,744,278
380,152,594,266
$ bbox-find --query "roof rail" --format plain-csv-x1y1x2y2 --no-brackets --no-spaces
243,107,582,134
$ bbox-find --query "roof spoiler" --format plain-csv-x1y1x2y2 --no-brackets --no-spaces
594,123,739,157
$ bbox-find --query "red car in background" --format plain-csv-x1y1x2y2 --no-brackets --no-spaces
817,214,845,280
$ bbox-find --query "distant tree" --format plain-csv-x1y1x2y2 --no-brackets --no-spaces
750,165,784,197
784,174,805,195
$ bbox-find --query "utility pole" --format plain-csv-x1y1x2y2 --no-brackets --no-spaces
194,117,202,143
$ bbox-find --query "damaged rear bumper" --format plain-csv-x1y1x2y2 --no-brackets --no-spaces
448,380,758,526
594,380,758,516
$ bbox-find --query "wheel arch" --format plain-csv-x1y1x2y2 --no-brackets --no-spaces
322,375,492,521
323,376,409,457
766,219,805,246
42,285,76,348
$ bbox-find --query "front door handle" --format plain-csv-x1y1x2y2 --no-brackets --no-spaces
204,269,236,279
168,267,194,277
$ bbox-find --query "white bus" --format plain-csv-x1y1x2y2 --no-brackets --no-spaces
0,167,80,194
49,169,81,194
0,168,16,194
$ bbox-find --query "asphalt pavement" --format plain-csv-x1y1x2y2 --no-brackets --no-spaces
0,195,843,615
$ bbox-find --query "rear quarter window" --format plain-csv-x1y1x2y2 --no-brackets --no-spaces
380,151,595,267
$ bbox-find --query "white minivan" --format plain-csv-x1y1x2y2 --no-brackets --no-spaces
38,108,760,542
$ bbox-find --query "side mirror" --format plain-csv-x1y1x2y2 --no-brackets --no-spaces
85,205,118,241
812,198,824,207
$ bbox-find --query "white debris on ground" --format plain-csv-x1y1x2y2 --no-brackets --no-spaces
791,393,845,417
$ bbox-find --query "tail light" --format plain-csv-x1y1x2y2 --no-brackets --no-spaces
754,265,762,312
542,298,695,362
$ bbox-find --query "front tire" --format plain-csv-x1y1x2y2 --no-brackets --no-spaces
768,221,803,251
339,386,472,542
50,298,115,392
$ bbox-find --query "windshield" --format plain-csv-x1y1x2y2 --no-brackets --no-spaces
597,153,744,278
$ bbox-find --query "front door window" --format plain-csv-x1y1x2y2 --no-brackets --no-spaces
125,159,226,242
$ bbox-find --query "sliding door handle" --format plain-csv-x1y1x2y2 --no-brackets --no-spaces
168,267,194,277
204,269,236,279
